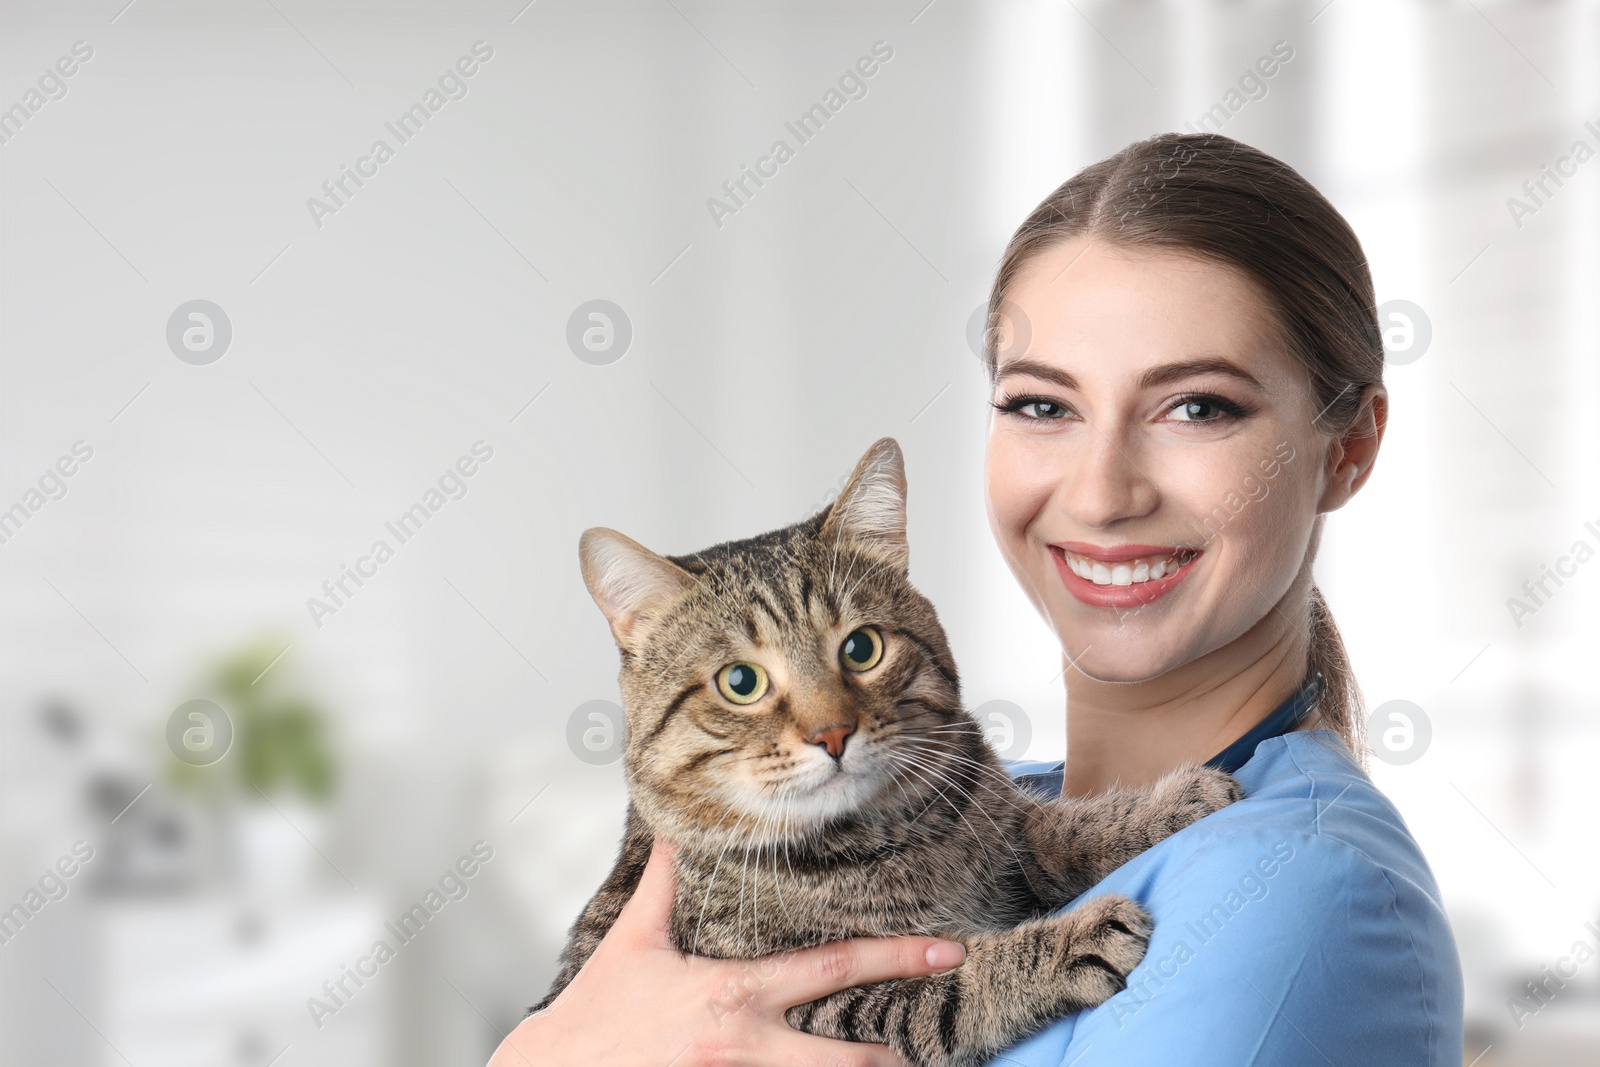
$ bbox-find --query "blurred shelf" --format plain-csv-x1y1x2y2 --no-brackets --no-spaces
43,891,390,1067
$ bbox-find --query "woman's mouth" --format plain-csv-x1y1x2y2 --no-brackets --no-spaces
1048,542,1201,608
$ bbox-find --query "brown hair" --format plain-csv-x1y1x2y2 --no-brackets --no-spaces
983,131,1380,764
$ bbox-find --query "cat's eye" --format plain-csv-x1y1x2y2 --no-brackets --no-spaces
839,626,884,672
715,661,769,705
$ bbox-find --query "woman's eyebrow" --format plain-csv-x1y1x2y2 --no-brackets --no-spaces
994,356,1263,391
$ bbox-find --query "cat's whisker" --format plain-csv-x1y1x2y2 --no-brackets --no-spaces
738,809,761,954
692,805,751,955
764,792,798,929
742,802,786,952
894,717,981,732
891,745,1029,857
879,750,1010,870
890,739,1031,854
892,735,1012,781
891,752,1025,870
890,739,1026,816
888,705,971,729
754,806,782,940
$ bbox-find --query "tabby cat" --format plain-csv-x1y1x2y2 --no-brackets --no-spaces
533,437,1242,1067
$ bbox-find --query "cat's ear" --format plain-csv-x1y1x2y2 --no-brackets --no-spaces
579,527,699,648
818,437,909,573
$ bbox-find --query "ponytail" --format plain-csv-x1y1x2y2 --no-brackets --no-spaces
1307,583,1366,768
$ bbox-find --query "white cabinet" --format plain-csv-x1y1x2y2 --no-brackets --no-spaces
49,894,390,1066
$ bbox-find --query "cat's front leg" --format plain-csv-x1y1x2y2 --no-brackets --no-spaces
784,894,1152,1067
1020,765,1243,901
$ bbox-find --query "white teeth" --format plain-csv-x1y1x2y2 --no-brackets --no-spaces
1063,548,1192,586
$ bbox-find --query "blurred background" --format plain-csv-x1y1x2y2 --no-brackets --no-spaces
2,1,1596,1064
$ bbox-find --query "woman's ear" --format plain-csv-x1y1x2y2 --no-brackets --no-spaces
579,527,698,649
1317,384,1388,513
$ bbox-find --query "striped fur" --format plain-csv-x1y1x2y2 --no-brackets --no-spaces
534,438,1242,1066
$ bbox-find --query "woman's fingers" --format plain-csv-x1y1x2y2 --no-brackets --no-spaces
762,934,966,1007
608,836,677,949
764,1031,914,1067
502,838,963,1067
500,848,966,1067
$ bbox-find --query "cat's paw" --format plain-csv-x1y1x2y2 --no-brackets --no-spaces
1154,765,1244,831
1046,894,1153,1007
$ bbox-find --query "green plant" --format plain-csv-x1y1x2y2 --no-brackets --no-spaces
170,636,337,805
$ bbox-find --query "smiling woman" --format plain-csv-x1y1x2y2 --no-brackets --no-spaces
977,131,1463,1065
983,133,1388,782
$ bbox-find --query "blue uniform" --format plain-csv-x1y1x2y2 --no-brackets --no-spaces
996,729,1464,1066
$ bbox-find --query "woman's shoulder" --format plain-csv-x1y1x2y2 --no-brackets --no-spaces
994,732,1466,1065
1007,728,1443,906
1179,728,1445,905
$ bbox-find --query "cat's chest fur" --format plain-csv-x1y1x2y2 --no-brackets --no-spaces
664,807,1052,958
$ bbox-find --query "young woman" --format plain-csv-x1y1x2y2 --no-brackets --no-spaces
491,132,1464,1066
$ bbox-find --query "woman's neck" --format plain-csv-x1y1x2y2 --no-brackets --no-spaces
1058,617,1315,799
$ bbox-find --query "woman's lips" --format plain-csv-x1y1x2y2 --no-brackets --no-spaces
1049,542,1201,608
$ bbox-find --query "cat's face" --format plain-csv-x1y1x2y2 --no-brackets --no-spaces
579,439,968,851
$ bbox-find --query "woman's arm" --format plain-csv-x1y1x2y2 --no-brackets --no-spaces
490,837,970,1067
998,828,1463,1066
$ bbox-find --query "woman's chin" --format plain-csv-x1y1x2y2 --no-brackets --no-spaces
1073,660,1173,684
1057,636,1192,685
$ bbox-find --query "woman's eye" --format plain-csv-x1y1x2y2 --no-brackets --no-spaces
992,394,1072,422
1019,400,1066,420
715,661,769,705
1165,394,1246,423
840,626,884,672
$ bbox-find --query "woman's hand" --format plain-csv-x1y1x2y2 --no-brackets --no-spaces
489,836,967,1067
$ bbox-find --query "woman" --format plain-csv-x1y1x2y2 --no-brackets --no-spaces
491,132,1464,1066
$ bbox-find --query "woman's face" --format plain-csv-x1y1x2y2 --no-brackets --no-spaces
984,237,1339,682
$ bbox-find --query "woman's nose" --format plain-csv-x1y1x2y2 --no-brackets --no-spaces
1056,425,1159,528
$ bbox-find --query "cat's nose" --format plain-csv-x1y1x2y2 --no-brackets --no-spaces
809,724,855,760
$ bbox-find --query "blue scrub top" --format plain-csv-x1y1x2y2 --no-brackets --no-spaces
996,729,1464,1066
